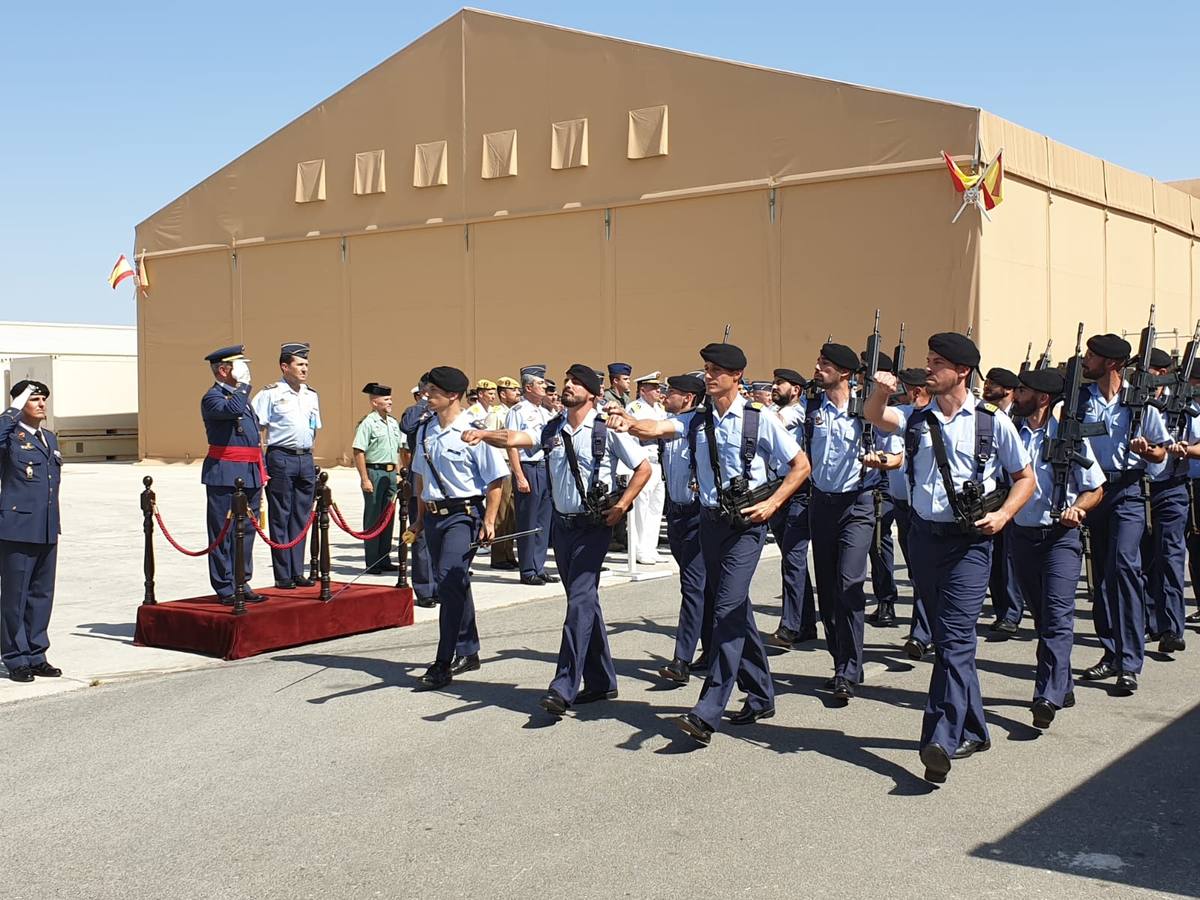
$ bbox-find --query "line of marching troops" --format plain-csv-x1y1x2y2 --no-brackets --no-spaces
161,322,1200,785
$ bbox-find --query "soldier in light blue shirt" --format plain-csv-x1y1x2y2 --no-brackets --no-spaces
1076,333,1168,692
867,333,1035,784
1007,368,1105,728
251,342,321,590
505,366,555,586
889,369,931,654
610,342,811,746
466,364,651,716
410,366,506,692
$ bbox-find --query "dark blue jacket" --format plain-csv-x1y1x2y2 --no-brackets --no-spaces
0,408,61,544
200,383,264,488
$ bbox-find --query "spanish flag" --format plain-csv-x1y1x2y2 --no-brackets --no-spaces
941,151,980,193
108,255,136,289
980,150,1004,210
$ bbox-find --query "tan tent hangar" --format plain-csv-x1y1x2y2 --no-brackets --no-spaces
135,8,1200,464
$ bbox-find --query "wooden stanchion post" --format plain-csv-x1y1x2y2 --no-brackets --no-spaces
232,478,249,616
318,472,332,601
309,466,323,583
395,467,410,589
140,476,157,605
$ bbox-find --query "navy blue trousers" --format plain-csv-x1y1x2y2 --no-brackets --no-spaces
1188,479,1200,614
989,527,1024,625
423,504,482,665
1087,480,1146,674
666,500,713,663
406,494,435,600
548,515,616,702
768,491,816,633
692,513,774,730
908,515,992,751
1010,524,1082,707
206,485,262,599
516,463,552,579
811,488,874,682
1142,478,1188,638
867,489,899,607
895,499,931,645
0,540,57,670
265,448,316,584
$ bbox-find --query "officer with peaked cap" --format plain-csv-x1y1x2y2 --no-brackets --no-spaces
352,383,404,573
764,367,818,648
251,342,321,588
0,380,63,682
399,373,436,606
610,342,811,745
410,366,508,690
749,381,774,408
466,364,651,713
867,332,1034,783
200,345,266,604
1008,367,1105,729
626,372,667,565
1142,346,1189,653
894,367,934,658
1077,332,1169,693
603,363,632,408
506,364,556,585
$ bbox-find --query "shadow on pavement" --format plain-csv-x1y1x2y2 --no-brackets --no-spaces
971,700,1200,897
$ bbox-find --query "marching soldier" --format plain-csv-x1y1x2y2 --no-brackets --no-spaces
982,366,1024,635
626,372,667,566
252,342,320,589
0,381,63,682
488,376,521,571
893,368,933,658
1008,368,1104,728
352,383,403,573
507,365,556,586
763,367,818,648
400,374,437,607
867,333,1034,784
200,345,266,604
467,365,650,714
1077,333,1168,693
410,367,507,690
611,342,810,746
602,363,633,408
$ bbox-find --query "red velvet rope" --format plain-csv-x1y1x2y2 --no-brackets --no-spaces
154,507,233,557
247,507,317,550
330,501,396,540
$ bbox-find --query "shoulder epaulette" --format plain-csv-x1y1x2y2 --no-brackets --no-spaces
978,401,999,415
749,401,764,410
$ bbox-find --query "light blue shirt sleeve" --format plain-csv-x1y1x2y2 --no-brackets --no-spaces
993,411,1032,474
758,409,801,472
609,430,649,471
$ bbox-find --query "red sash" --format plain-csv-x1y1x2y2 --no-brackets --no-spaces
206,445,268,485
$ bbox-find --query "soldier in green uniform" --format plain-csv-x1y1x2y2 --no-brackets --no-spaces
353,383,403,572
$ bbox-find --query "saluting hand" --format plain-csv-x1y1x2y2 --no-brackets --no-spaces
973,509,1010,536
7,384,34,411
1060,505,1086,528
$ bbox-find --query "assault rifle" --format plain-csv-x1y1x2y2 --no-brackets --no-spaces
1155,318,1200,435
856,310,885,553
888,323,908,403
1034,339,1053,371
1019,342,1033,373
1120,305,1173,525
966,325,979,393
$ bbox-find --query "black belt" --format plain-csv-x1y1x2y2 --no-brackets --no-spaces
521,459,545,467
366,463,397,471
1103,470,1142,489
554,510,602,528
267,446,311,455
1151,474,1188,490
1012,522,1070,542
665,498,700,517
912,514,989,541
423,497,482,516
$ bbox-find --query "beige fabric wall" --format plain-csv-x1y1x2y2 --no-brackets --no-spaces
1047,194,1106,341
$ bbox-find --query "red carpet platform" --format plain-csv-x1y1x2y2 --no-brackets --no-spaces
134,583,414,660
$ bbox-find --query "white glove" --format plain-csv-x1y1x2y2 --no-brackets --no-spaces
8,384,34,411
231,360,251,386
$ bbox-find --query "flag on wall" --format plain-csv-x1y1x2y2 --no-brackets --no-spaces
108,255,135,289
980,150,1004,210
942,148,1005,223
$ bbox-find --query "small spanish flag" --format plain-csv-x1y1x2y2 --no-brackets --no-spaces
108,255,136,289
980,150,1004,210
941,151,980,193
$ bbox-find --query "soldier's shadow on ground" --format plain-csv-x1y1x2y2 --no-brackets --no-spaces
73,622,136,643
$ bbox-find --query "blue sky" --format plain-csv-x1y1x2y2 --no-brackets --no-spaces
2,1,1196,326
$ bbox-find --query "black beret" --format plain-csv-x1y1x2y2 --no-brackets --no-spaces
419,371,432,385
1149,348,1173,369
1086,333,1131,361
361,382,392,396
1018,368,1064,395
820,342,860,372
928,332,980,368
667,373,706,396
772,367,804,386
699,342,747,371
565,363,602,397
426,366,469,394
861,350,893,372
10,379,49,400
985,367,1020,390
899,368,928,388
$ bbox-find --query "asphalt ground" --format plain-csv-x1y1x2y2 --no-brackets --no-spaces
2,555,1198,899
